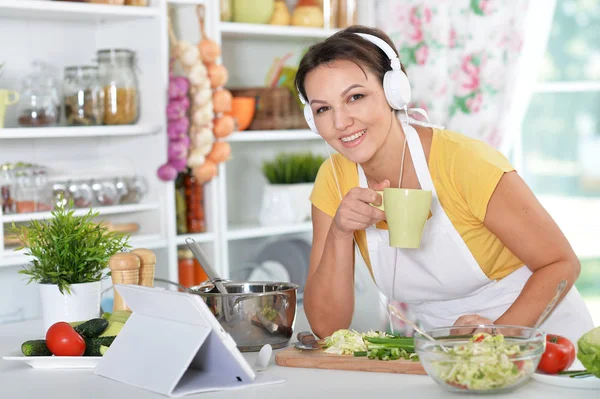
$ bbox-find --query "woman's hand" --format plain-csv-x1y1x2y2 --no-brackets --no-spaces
333,179,390,236
451,314,495,335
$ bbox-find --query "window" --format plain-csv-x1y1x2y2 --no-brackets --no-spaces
520,0,600,323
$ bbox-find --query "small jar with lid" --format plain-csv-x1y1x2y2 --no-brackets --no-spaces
178,249,197,288
17,61,60,127
63,66,104,126
97,49,140,125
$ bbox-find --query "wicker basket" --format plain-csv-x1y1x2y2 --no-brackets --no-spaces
229,87,307,131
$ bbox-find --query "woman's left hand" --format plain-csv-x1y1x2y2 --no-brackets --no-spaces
451,314,494,335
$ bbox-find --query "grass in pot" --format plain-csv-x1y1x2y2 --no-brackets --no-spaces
259,152,325,225
13,199,130,331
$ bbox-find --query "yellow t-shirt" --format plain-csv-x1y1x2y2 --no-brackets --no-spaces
309,128,523,281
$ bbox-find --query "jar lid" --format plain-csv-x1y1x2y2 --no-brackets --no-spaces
64,65,98,72
97,49,137,62
178,248,194,259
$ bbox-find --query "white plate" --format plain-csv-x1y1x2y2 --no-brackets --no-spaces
532,372,600,390
3,349,101,369
248,260,291,283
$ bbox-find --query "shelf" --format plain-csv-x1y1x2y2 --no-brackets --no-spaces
227,129,320,142
167,0,206,4
175,232,216,246
220,22,338,40
227,222,312,241
1,203,160,223
0,125,161,139
0,234,167,268
0,0,161,22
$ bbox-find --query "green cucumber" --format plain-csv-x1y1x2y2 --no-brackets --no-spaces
21,339,52,356
74,318,109,338
84,336,116,356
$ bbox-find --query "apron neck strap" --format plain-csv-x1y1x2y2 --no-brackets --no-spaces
403,123,437,195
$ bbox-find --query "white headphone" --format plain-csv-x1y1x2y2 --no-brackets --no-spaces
298,32,412,134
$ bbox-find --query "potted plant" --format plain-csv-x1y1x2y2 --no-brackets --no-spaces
13,200,130,332
259,152,325,225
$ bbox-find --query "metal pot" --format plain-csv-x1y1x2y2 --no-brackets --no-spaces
157,278,299,352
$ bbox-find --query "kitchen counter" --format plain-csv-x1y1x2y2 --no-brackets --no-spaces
1,319,597,399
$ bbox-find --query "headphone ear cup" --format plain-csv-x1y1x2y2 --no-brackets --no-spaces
304,104,318,134
383,70,412,110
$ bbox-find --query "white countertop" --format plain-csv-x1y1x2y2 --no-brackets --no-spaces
1,319,598,399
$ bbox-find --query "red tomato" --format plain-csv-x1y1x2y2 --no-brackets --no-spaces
537,334,576,374
45,322,86,357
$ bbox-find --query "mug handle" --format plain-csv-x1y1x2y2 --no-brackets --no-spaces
6,91,19,105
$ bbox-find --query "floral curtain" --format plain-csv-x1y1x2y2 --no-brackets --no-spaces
374,0,557,334
375,0,549,151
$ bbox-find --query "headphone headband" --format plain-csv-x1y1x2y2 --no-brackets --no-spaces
353,33,401,71
299,31,411,134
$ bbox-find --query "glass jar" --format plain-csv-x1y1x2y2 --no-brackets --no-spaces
177,249,196,288
63,66,104,126
97,49,140,125
17,61,60,127
14,165,52,213
0,163,15,214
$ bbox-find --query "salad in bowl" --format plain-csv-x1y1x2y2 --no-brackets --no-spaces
415,325,546,393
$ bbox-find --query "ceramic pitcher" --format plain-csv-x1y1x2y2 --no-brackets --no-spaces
0,89,19,128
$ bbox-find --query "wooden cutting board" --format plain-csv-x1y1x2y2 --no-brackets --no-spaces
275,345,427,375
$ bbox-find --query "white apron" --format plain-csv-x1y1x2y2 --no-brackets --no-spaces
360,123,594,348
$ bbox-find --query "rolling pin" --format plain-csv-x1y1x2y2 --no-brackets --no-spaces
108,252,140,312
131,248,156,287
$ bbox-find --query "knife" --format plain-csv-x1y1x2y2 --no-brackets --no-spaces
295,331,321,349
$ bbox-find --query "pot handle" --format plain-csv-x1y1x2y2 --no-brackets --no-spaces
230,291,292,309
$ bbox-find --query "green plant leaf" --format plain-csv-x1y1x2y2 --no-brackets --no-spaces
262,152,326,184
13,198,130,294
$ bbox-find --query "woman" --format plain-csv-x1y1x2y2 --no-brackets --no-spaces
296,25,595,347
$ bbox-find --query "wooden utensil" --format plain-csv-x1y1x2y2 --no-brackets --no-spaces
131,248,156,287
108,252,140,312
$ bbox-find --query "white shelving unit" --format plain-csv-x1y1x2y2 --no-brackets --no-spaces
0,0,161,20
0,0,182,322
220,21,338,39
0,0,371,322
227,129,320,142
0,125,161,139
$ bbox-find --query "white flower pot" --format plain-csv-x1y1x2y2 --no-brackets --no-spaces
39,281,102,333
259,183,314,225
284,183,314,223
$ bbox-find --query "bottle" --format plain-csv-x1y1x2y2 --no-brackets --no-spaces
337,0,357,28
184,173,205,233
178,249,196,288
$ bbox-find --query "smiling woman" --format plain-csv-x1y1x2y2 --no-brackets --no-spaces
294,25,595,349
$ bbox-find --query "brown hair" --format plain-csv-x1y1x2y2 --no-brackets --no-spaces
295,25,407,102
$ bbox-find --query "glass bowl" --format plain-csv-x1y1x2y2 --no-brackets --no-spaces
414,325,545,394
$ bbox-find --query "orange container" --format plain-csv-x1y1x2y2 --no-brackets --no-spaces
194,259,209,285
178,249,196,288
228,97,256,131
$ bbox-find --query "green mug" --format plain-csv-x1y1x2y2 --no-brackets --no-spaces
382,188,432,248
0,89,19,129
